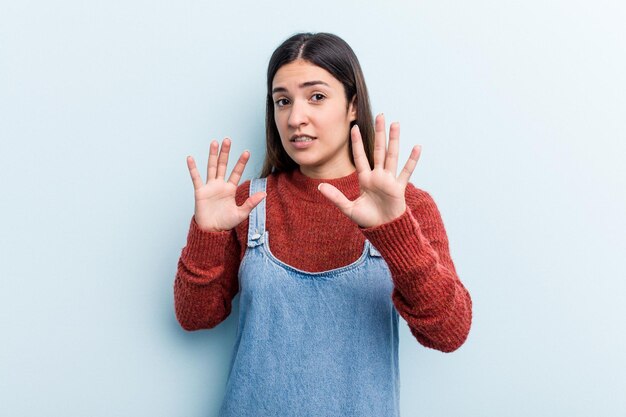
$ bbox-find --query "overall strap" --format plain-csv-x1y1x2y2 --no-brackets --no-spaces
367,240,382,257
246,178,267,248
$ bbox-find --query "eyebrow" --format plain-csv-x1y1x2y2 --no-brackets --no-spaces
271,80,330,94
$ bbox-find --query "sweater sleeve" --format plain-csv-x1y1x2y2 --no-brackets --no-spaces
174,181,252,331
173,216,242,331
360,185,472,352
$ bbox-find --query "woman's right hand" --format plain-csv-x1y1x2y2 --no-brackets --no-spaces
187,138,266,232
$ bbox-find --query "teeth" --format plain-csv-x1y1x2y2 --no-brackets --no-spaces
293,136,314,142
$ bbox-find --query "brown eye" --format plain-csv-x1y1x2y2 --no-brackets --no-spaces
311,93,326,102
275,98,290,107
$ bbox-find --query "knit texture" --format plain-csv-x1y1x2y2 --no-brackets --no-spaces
174,168,472,352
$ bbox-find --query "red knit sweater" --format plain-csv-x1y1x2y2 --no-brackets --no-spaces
174,169,472,352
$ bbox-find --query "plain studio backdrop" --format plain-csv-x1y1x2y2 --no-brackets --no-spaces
1,1,624,416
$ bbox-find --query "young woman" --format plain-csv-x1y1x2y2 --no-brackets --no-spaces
175,32,472,416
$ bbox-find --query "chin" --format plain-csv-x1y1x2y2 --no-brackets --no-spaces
287,153,319,167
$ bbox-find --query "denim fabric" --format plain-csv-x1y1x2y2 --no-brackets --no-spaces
218,178,400,417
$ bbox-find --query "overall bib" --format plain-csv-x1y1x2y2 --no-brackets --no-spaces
218,178,401,417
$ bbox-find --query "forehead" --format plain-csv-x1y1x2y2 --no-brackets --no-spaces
272,60,341,90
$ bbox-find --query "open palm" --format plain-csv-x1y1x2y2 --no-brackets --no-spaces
187,138,266,232
318,114,422,228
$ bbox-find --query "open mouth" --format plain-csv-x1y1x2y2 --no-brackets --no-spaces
290,135,316,142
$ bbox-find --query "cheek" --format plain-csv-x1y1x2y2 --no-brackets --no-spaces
273,114,284,136
275,112,288,130
330,104,350,124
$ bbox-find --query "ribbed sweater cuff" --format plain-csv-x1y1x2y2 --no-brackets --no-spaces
183,216,232,267
361,208,439,278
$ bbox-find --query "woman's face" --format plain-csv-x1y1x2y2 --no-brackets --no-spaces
271,59,357,179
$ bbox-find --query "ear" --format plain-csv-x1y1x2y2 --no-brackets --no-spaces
348,96,357,122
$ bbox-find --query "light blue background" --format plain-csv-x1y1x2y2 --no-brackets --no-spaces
1,1,625,416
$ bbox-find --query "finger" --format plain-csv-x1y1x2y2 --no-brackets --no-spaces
385,122,400,176
206,140,219,181
351,125,371,174
373,113,387,169
186,156,203,190
398,145,422,186
227,150,251,186
216,138,231,180
317,183,353,217
237,191,267,218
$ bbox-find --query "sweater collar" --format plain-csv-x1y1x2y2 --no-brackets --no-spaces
283,168,361,203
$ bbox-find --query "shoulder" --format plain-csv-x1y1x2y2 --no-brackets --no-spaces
405,182,436,208
404,183,444,225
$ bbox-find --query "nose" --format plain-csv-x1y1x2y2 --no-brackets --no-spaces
287,99,308,129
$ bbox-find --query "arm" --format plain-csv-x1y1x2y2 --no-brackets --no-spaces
174,216,241,331
361,186,472,352
175,137,263,331
317,115,471,351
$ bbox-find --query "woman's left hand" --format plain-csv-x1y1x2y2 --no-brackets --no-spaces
318,114,422,228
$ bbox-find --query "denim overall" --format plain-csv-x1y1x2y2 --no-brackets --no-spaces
218,178,401,417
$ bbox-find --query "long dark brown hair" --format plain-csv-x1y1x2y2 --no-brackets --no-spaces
260,32,375,178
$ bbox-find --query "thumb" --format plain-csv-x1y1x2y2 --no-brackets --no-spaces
317,183,353,216
237,191,267,218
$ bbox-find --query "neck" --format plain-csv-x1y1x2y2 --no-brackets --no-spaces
298,163,356,180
